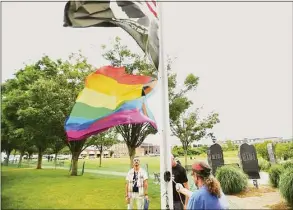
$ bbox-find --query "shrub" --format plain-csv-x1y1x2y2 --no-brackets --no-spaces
281,161,293,170
258,158,271,172
275,142,293,160
279,168,293,206
216,165,248,195
172,146,184,157
269,164,284,188
255,141,271,161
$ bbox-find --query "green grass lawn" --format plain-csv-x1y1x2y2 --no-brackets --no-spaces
1,151,240,209
1,167,161,209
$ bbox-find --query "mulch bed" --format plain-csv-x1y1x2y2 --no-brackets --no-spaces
266,201,292,210
235,186,276,198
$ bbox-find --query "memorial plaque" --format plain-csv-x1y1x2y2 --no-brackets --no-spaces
267,143,276,164
239,143,260,179
207,143,224,175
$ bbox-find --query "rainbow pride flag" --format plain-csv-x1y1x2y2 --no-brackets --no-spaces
65,66,157,141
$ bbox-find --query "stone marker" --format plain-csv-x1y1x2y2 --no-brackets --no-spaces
239,143,260,180
267,143,276,164
207,143,224,175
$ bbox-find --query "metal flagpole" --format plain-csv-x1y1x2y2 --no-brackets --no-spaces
158,2,174,209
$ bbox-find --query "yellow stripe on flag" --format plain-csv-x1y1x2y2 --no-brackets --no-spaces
86,74,143,99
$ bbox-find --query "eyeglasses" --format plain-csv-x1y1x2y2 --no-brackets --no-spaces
133,159,140,163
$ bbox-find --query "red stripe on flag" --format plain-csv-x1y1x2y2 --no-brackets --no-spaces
151,0,157,6
146,2,157,18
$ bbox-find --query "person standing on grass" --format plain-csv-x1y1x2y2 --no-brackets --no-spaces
171,154,190,210
125,156,149,209
176,161,229,210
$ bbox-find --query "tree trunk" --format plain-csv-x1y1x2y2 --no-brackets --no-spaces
13,150,17,163
54,151,58,169
5,150,11,166
184,149,188,168
36,148,43,169
28,152,33,160
17,150,24,168
128,147,136,168
71,152,79,176
99,146,103,167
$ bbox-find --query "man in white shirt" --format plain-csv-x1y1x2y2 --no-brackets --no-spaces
125,156,149,209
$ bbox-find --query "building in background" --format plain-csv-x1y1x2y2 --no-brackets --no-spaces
80,146,110,159
109,142,160,157
139,142,160,155
78,142,161,159
109,142,128,157
217,137,289,146
192,138,213,147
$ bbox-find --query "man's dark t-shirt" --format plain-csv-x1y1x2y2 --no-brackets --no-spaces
133,172,139,192
172,163,188,202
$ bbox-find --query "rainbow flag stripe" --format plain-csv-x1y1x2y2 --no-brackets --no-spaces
65,66,157,141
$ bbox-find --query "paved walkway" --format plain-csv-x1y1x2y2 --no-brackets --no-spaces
42,166,283,209
42,165,138,177
227,192,283,209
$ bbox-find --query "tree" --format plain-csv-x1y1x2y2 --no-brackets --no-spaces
50,137,66,168
13,128,32,168
1,116,16,166
89,129,117,167
26,145,38,160
102,37,219,167
222,140,238,152
170,111,219,166
117,124,157,167
172,146,185,157
1,52,94,173
101,37,157,166
1,83,21,166
59,146,71,155
168,60,220,167
255,141,272,161
17,77,69,169
275,142,293,160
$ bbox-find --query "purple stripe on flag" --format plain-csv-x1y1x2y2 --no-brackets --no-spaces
66,108,157,141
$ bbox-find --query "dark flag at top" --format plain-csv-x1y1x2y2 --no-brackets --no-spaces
63,1,159,70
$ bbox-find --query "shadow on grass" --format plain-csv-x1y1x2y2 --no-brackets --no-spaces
1,195,13,210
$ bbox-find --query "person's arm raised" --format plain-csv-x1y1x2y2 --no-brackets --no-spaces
175,183,193,198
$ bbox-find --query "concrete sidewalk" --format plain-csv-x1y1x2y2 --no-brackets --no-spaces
227,191,283,209
42,165,130,177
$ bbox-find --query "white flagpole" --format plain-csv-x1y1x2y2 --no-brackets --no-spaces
158,2,174,209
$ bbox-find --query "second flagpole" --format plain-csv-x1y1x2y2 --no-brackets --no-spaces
157,2,174,209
